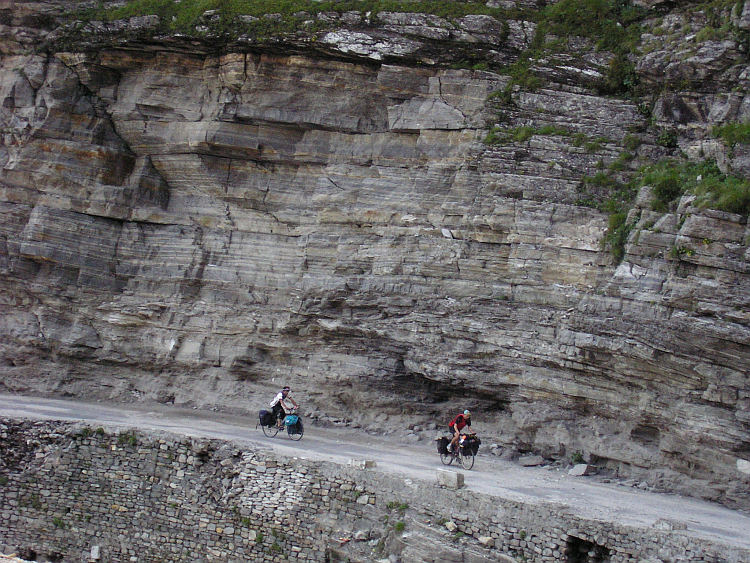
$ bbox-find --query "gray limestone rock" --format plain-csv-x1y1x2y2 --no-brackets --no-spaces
737,1,750,29
0,0,748,514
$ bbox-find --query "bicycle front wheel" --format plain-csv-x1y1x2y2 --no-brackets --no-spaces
288,420,304,441
460,452,475,470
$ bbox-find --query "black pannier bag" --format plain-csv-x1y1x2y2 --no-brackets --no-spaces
259,409,274,427
289,419,303,435
437,436,450,455
461,435,481,456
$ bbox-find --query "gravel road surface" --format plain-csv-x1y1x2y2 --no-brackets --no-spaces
2,393,749,552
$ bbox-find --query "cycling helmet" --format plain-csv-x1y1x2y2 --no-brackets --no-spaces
283,386,291,392
463,409,471,416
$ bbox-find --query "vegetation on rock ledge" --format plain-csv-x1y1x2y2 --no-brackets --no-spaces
74,0,520,38
638,159,750,216
603,158,749,263
712,121,750,149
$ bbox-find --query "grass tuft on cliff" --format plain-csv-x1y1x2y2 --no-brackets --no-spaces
712,121,750,148
637,159,750,215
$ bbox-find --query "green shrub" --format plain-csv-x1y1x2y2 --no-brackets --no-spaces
496,55,545,99
695,26,720,42
601,53,638,95
0,476,8,486
484,125,572,145
538,0,640,49
576,168,639,263
692,171,750,215
537,124,568,136
395,521,406,532
656,129,678,148
646,168,681,212
623,133,642,151
483,126,534,145
604,211,635,263
507,126,535,143
571,451,584,464
609,151,634,171
117,431,138,447
670,245,694,259
581,171,618,193
573,133,609,152
712,121,750,147
635,159,750,216
483,126,504,145
584,138,608,152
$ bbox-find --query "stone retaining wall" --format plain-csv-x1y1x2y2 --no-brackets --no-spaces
1,420,748,562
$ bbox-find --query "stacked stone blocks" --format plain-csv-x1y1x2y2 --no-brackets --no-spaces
0,420,747,562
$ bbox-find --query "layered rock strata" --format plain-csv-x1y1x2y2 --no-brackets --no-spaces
0,1,748,509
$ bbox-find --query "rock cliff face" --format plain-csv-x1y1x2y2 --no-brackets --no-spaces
1,1,749,508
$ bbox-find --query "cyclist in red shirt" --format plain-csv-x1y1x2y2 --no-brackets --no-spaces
448,409,474,454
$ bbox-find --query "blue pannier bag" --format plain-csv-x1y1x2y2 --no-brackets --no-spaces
284,414,299,426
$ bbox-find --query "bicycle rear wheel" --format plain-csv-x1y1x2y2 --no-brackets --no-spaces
262,423,280,437
440,452,454,465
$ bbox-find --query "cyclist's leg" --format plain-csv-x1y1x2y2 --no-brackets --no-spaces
273,404,284,427
450,428,459,453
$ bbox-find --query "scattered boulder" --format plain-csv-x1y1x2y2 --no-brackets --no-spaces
568,464,597,477
478,536,494,547
518,455,545,467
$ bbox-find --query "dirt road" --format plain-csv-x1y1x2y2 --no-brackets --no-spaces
2,393,749,552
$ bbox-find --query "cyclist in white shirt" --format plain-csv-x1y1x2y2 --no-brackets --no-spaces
269,386,298,428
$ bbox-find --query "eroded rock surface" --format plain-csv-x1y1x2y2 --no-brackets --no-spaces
0,0,748,509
